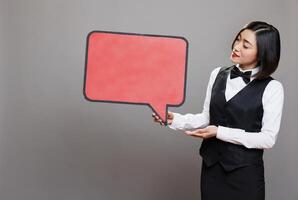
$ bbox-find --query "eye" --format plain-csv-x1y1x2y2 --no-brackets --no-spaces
243,45,249,49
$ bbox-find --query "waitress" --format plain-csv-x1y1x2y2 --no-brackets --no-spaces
152,21,284,200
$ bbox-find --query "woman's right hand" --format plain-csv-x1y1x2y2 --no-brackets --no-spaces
152,112,174,126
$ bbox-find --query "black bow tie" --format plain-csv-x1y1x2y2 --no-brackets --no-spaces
230,66,252,84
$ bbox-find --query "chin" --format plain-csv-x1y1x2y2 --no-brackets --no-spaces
230,57,238,64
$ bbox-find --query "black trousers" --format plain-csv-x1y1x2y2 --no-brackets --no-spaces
200,161,265,200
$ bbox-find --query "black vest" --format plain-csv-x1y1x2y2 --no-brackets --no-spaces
199,66,273,171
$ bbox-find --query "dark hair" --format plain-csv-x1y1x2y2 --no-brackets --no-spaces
231,21,281,79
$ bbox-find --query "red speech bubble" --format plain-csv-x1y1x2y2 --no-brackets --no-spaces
84,31,188,124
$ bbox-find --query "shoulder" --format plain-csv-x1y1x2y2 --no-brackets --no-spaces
265,79,284,94
207,67,221,85
263,79,284,104
210,67,221,77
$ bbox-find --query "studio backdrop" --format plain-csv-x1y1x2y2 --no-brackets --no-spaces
0,0,297,199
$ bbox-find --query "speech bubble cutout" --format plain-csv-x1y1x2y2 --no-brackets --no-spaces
84,31,188,124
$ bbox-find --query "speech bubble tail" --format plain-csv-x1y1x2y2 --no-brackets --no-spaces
150,103,168,126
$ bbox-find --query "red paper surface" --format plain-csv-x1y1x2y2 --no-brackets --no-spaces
84,31,188,124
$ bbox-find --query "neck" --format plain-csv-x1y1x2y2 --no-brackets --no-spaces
239,63,257,70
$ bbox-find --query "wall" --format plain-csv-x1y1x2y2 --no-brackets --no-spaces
0,0,297,199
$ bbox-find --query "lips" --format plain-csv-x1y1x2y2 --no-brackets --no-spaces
232,51,240,58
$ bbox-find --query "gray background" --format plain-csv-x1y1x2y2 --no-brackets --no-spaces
0,0,297,199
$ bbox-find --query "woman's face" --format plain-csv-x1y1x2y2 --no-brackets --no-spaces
230,29,258,70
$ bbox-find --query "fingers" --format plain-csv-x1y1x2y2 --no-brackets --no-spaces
167,112,173,119
152,112,175,126
185,129,206,138
197,128,206,133
185,130,203,136
152,113,161,121
152,113,166,126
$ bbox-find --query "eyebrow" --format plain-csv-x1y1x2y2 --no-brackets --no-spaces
238,34,253,46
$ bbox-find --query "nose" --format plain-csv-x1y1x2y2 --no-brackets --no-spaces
233,42,241,52
233,46,240,53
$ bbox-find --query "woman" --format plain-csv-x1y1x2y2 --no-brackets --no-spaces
152,21,284,200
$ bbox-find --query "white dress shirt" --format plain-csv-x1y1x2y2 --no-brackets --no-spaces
168,64,284,149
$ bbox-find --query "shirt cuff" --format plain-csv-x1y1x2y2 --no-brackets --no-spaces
168,113,182,130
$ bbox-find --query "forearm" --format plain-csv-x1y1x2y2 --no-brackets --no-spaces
216,126,278,149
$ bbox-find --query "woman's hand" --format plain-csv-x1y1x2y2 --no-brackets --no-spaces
152,112,174,126
185,125,218,139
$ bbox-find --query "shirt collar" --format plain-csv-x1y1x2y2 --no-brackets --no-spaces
235,63,260,78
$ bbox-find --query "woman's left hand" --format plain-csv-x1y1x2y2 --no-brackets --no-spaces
185,125,218,139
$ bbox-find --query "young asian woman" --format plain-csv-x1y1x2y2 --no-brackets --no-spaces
152,21,284,200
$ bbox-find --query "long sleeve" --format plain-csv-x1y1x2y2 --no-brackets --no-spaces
216,80,284,149
168,67,221,131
